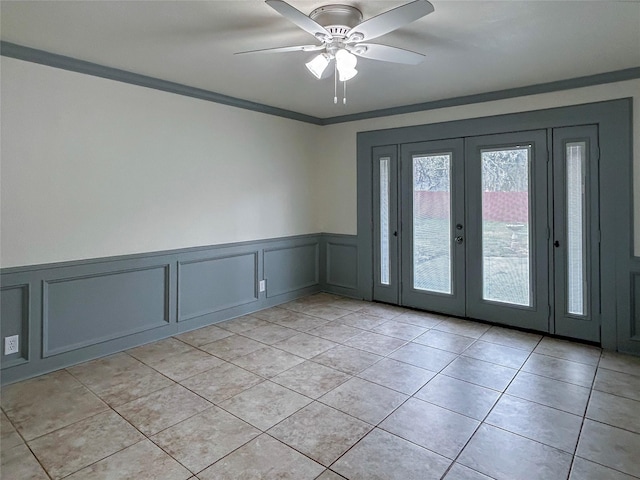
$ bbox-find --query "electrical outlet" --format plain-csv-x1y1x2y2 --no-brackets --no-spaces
259,280,266,293
4,335,19,355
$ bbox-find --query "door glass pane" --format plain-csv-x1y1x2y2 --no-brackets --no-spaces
380,157,390,285
566,142,587,315
413,154,452,294
481,146,531,306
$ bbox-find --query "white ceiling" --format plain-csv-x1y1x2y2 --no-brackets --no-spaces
2,0,639,119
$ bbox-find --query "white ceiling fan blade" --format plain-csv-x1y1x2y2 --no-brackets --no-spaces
347,0,434,42
353,43,425,64
265,0,331,40
235,44,324,55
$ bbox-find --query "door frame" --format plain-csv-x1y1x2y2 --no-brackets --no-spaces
356,99,633,352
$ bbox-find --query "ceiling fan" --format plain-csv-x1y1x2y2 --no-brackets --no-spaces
236,0,435,104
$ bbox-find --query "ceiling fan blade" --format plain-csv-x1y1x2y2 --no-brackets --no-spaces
353,43,425,65
235,44,324,55
265,0,331,40
347,0,434,42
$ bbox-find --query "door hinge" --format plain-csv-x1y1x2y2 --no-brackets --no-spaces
547,227,551,240
598,230,601,244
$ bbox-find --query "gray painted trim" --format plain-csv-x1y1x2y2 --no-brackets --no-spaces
2,41,638,126
323,67,640,125
0,41,322,126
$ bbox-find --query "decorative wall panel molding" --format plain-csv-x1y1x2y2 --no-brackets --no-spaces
178,252,258,321
42,264,171,357
326,242,358,289
264,242,319,298
321,234,359,299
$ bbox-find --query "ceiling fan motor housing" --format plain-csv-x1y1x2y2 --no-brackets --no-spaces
310,4,363,37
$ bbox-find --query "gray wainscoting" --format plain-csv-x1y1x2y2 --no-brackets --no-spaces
0,284,29,367
264,242,319,298
178,252,258,322
627,258,640,354
43,263,172,357
0,233,359,385
321,234,359,298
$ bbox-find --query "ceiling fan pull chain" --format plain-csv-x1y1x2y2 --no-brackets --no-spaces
334,61,338,104
343,80,347,105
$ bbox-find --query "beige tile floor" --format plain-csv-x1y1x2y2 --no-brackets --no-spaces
2,293,640,479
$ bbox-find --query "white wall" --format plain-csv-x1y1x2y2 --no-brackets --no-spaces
315,79,640,254
2,56,638,269
1,57,319,268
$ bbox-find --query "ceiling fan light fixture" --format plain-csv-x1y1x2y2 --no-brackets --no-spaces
335,48,357,69
335,48,358,81
305,53,331,79
338,66,358,81
257,0,435,104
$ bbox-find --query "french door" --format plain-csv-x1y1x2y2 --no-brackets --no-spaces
373,127,600,340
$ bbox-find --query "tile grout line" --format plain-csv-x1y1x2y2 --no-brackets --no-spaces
322,326,485,478
0,407,56,480
254,307,450,474
37,379,166,478
569,353,640,479
565,348,602,479
64,351,243,477
65,362,209,478
438,333,545,480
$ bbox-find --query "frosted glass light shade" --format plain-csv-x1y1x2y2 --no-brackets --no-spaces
305,53,330,79
335,49,358,81
338,67,357,81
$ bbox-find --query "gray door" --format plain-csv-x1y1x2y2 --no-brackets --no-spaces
464,130,550,332
399,139,466,316
375,130,551,332
552,126,600,342
373,128,601,339
392,131,549,332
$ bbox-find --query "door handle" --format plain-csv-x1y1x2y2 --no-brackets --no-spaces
393,231,398,237
554,240,560,248
455,236,464,244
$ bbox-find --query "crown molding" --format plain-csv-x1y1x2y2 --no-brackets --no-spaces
2,41,639,126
